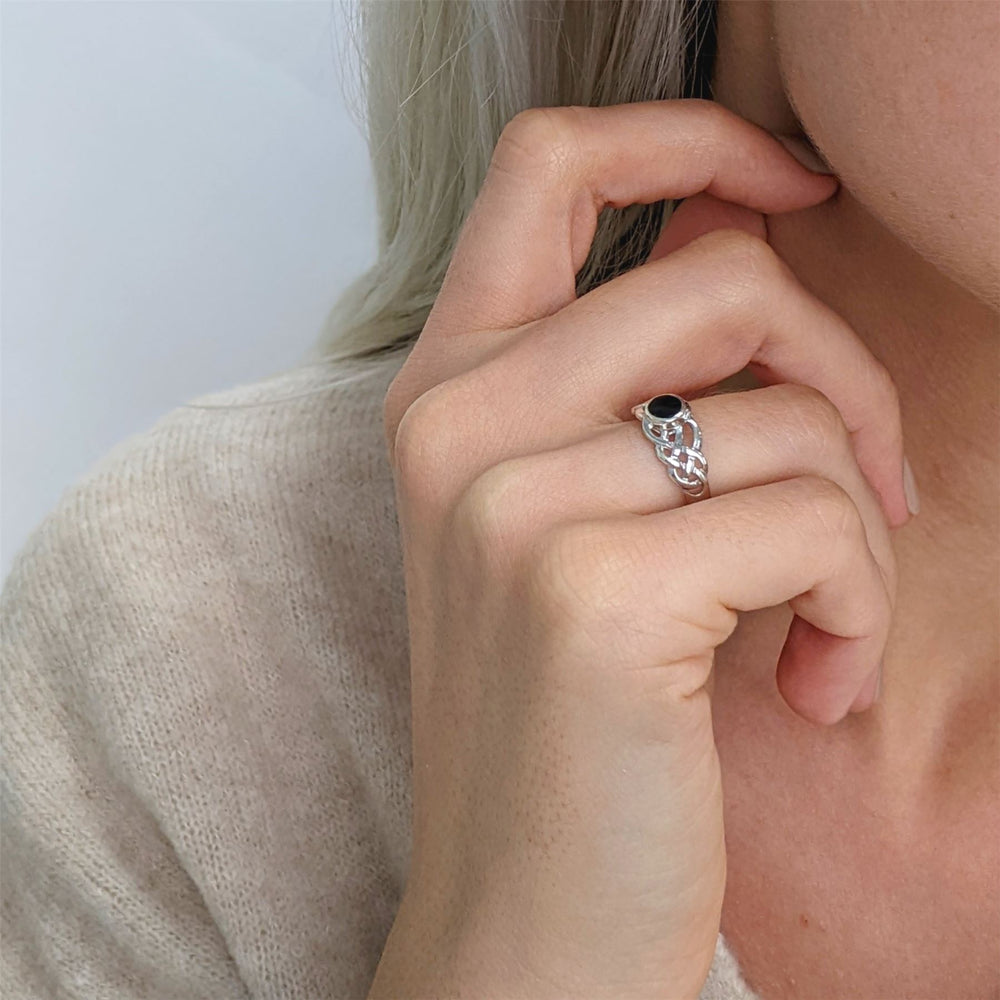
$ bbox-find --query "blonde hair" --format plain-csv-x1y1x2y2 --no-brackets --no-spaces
308,0,716,367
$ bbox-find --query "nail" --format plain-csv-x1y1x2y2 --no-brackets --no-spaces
774,134,836,175
902,454,921,517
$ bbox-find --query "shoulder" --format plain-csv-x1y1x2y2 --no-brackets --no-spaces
3,347,410,641
1,346,417,804
1,348,416,998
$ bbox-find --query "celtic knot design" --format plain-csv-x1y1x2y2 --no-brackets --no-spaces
633,399,709,498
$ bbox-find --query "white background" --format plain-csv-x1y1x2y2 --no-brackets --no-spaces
2,0,378,580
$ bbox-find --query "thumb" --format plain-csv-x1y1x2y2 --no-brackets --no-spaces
649,192,768,262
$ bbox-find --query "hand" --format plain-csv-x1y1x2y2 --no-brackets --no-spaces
370,99,908,999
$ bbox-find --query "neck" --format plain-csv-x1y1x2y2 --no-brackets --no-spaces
768,188,1000,770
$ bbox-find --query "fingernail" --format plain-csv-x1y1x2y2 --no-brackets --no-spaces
774,134,836,175
902,454,921,516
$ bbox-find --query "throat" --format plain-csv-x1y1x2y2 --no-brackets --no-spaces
761,186,1000,747
872,511,999,774
710,627,1000,1000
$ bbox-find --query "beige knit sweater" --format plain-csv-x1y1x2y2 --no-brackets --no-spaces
1,348,759,1000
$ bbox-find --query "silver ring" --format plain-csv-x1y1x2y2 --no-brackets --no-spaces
631,394,710,499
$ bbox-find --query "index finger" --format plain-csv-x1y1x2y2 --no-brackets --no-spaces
434,99,838,334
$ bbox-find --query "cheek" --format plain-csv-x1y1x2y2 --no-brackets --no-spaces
773,0,1000,306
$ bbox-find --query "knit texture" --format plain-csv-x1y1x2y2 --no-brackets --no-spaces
1,348,759,1000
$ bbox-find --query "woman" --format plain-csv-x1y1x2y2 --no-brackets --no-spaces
2,1,996,997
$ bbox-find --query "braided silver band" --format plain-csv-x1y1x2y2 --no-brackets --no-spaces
631,394,710,499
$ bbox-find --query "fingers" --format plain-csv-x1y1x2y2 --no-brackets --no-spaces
451,381,896,717
451,227,909,527
432,100,837,333
529,476,891,727
646,191,767,262
451,382,895,598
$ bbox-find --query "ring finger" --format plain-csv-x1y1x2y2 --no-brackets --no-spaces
453,380,897,597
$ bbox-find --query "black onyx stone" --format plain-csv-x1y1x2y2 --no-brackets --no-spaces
648,394,683,420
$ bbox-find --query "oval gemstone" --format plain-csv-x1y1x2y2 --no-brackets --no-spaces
648,394,683,420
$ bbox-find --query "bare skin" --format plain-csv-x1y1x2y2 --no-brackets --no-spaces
707,2,999,997
366,3,998,998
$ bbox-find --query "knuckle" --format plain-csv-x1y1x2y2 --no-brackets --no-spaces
491,106,585,185
864,577,893,632
700,226,776,278
686,227,780,317
451,460,533,561
781,383,853,458
792,474,865,548
868,355,902,415
390,381,464,511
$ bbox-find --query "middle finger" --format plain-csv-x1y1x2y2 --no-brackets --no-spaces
455,227,909,528
454,381,896,601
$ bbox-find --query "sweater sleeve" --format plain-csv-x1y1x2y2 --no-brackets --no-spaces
1,351,765,1000
1,498,251,1000
2,358,416,1000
